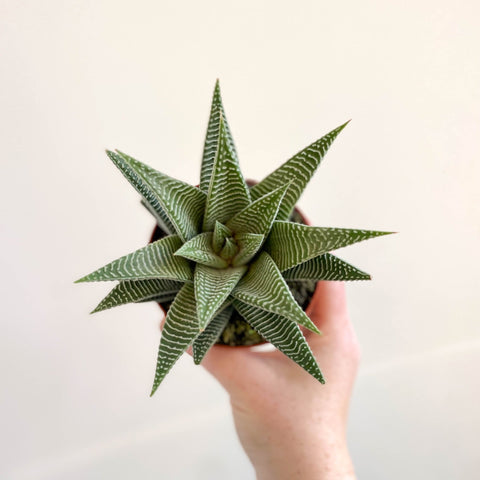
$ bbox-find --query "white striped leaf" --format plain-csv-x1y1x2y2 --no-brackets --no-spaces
194,264,246,331
192,305,234,364
226,183,290,236
233,300,325,384
199,80,239,192
138,294,176,304
219,237,238,260
232,233,264,267
151,283,200,395
265,221,393,272
174,232,228,268
91,279,183,313
202,115,250,231
140,199,174,235
109,150,206,242
282,253,371,281
231,252,320,334
212,221,232,253
76,235,192,283
250,122,349,220
108,150,176,235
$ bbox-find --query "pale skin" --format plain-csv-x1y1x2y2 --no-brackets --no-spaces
193,281,360,479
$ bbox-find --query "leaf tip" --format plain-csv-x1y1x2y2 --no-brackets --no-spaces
337,119,351,132
114,149,128,158
173,244,186,256
364,229,396,240
149,384,159,397
305,319,322,335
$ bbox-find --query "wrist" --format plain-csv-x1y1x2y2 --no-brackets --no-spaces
252,431,355,480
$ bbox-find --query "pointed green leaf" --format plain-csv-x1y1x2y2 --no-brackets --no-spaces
219,237,238,261
151,283,200,395
140,199,174,235
195,264,246,331
107,150,177,235
108,150,206,242
231,252,320,334
233,300,324,384
212,221,232,253
76,235,192,283
226,183,290,236
282,253,371,281
199,80,239,192
174,232,228,268
202,115,250,231
91,279,183,313
265,221,394,271
250,122,350,220
192,305,233,364
138,295,175,305
232,233,264,267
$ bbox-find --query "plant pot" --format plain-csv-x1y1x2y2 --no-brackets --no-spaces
149,199,318,347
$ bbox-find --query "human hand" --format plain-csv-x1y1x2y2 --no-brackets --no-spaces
200,281,360,480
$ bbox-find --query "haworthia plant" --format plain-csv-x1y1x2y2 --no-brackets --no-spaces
76,80,393,395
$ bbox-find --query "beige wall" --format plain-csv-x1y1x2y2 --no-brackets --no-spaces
1,0,479,478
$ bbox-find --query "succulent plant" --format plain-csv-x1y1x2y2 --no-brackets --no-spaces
76,81,392,395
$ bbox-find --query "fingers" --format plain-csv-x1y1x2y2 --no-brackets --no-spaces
199,344,260,391
305,281,351,338
306,281,361,383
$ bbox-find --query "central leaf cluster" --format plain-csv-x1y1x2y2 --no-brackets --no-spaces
174,217,267,270
212,225,238,265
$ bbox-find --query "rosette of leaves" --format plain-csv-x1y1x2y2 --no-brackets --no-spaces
76,81,392,395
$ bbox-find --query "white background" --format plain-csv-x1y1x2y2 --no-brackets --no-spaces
1,1,479,478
